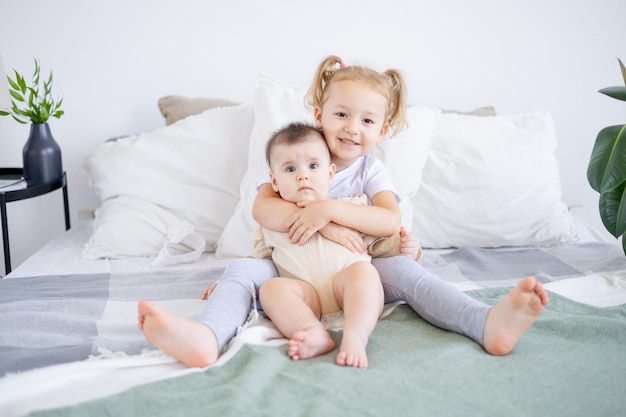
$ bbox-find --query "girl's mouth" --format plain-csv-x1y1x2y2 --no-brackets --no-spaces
339,137,359,146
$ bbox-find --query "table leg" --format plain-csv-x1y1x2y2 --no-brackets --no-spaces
62,175,71,230
1,195,10,276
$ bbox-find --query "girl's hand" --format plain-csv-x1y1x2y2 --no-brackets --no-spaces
201,281,219,300
288,200,333,245
399,226,422,261
318,223,366,254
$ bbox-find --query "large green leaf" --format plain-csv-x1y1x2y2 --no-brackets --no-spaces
599,180,626,237
587,124,626,192
599,86,626,101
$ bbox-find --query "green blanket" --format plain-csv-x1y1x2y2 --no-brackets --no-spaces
32,289,626,417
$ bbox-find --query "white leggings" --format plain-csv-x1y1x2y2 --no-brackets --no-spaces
197,256,490,352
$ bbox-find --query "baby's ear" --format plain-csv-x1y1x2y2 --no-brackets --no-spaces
269,172,280,192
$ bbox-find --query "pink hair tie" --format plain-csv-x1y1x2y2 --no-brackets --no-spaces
339,62,346,68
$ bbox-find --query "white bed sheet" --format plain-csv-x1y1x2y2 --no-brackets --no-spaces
7,215,625,310
2,216,625,417
6,220,234,279
7,211,613,279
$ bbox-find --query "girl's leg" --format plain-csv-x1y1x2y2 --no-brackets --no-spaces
260,277,335,361
333,261,384,369
373,256,549,355
373,256,489,344
197,258,278,350
139,257,277,367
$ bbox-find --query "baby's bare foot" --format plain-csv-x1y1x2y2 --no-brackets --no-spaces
138,300,219,368
288,326,335,361
483,276,549,355
336,330,369,369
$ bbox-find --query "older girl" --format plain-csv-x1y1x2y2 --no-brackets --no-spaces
139,55,548,368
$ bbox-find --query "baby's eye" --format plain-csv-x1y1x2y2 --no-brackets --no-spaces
309,162,320,170
286,166,296,173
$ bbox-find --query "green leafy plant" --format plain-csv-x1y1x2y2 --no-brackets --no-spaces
0,58,64,124
587,58,626,254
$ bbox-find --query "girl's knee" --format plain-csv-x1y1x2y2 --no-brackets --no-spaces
222,258,278,287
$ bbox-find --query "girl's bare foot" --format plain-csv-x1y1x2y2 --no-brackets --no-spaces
482,276,549,355
138,300,219,368
336,329,369,369
288,326,336,361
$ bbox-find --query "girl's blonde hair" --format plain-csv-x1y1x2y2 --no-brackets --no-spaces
305,55,408,136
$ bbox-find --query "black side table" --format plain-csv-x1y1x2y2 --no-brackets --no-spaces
0,168,71,276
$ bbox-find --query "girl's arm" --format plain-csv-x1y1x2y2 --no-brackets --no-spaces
289,190,401,246
252,183,299,232
253,182,367,252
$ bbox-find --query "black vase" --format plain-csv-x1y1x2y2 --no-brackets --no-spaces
22,123,63,186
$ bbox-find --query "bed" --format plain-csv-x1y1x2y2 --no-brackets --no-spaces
1,74,625,417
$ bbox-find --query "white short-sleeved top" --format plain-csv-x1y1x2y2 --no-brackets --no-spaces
261,155,400,203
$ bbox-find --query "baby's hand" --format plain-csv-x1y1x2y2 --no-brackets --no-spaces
399,226,422,261
288,200,333,245
201,281,219,300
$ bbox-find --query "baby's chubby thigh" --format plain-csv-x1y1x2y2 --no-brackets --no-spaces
260,276,322,319
333,260,383,311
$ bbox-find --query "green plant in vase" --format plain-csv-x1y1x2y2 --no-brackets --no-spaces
587,58,626,254
0,58,65,186
0,58,64,123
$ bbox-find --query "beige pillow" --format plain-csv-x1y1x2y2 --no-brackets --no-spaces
158,95,240,125
441,106,496,116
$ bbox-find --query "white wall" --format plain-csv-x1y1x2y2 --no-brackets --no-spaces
0,0,624,274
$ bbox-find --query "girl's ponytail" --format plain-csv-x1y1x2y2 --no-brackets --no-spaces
382,69,408,136
306,55,344,110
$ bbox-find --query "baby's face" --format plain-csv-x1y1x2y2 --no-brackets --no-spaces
269,138,335,207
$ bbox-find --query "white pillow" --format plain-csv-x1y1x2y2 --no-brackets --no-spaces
411,111,578,248
215,75,313,258
215,74,440,258
83,103,255,259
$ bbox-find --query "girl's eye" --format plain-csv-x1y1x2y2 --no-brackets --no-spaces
363,118,374,125
335,112,347,118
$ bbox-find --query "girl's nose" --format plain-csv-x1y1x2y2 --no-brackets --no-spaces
345,119,359,135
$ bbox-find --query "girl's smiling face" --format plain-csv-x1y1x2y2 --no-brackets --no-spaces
314,80,390,172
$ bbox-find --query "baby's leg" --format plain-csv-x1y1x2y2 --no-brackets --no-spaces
139,258,277,367
260,278,335,361
333,261,384,369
